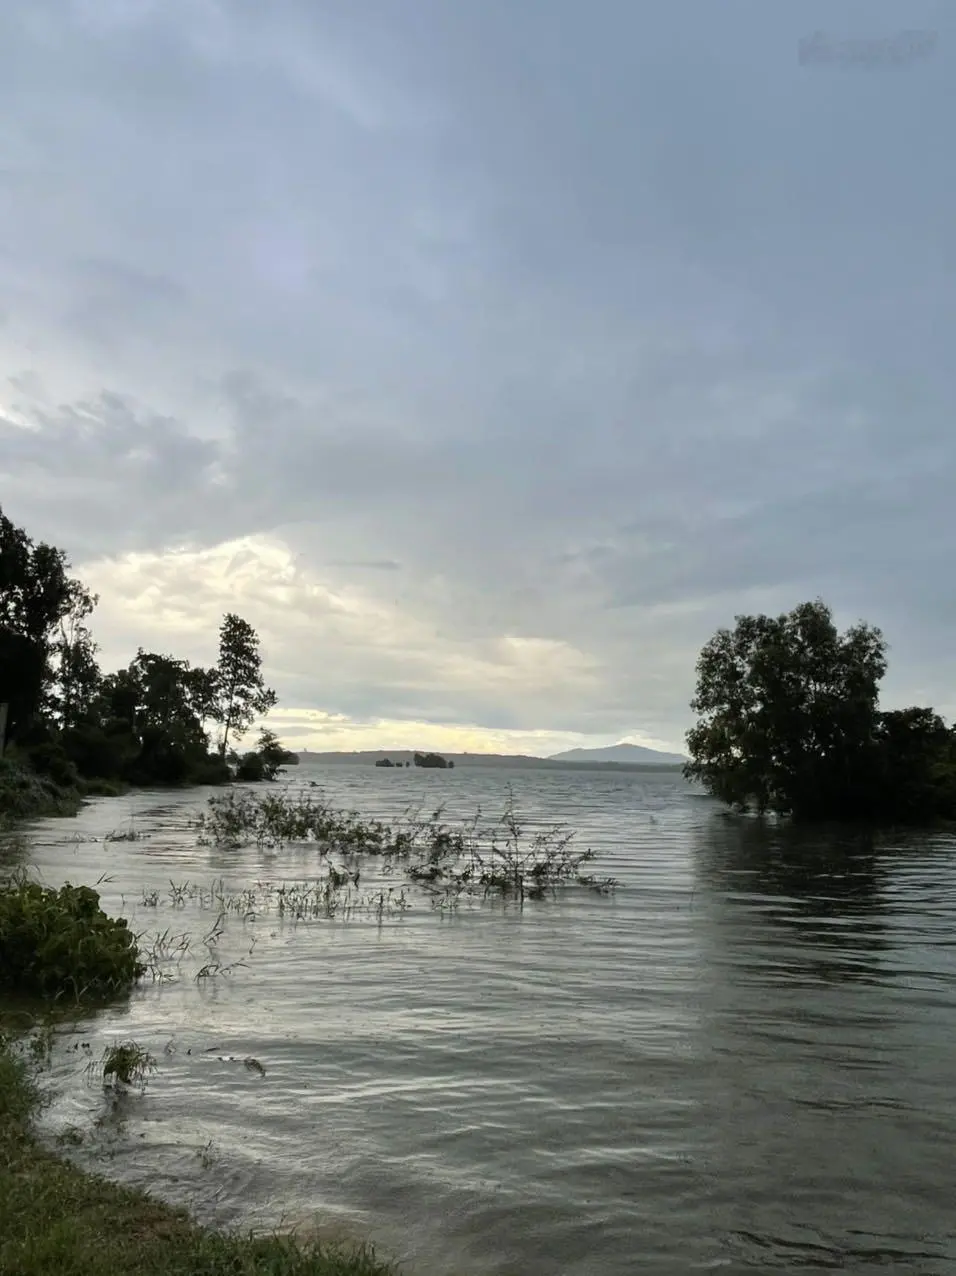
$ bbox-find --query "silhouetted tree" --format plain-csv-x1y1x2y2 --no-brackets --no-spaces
0,506,85,743
212,613,277,757
685,599,956,823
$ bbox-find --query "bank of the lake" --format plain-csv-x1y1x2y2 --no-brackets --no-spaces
4,761,956,1274
0,1033,396,1276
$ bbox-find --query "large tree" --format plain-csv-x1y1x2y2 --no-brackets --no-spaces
212,613,277,757
684,599,887,819
0,507,85,744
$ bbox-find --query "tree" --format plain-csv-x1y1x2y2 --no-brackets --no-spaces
48,582,101,730
0,507,74,643
254,728,296,780
684,599,887,819
212,614,277,757
872,708,956,822
184,666,220,740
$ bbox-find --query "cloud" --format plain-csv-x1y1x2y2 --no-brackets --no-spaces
2,0,954,752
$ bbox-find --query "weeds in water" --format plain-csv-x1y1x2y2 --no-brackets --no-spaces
195,787,616,906
155,874,410,922
196,1138,218,1168
195,957,246,982
86,1041,157,1092
104,824,143,843
195,789,396,853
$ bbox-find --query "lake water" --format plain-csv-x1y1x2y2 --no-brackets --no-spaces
5,761,956,1274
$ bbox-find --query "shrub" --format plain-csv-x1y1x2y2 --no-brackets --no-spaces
0,873,145,997
22,741,80,789
235,750,266,781
0,756,81,820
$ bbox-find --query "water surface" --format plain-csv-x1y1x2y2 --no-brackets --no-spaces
6,763,956,1274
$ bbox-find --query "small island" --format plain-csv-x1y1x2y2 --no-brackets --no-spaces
413,751,454,769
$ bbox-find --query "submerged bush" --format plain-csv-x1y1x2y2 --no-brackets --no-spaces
0,873,145,997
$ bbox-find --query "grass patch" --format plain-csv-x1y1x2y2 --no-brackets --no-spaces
0,1032,398,1275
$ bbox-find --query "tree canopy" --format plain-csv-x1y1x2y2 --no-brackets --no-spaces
685,599,956,823
1,506,289,807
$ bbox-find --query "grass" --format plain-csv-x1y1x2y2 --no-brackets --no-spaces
86,1041,158,1091
0,1031,400,1276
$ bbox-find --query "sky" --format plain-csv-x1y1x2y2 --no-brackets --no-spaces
1,0,953,757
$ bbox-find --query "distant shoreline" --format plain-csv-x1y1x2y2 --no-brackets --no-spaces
295,750,685,773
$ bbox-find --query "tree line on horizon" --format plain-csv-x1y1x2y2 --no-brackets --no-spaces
0,505,292,805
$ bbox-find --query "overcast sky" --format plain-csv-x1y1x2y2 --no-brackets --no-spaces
1,0,953,756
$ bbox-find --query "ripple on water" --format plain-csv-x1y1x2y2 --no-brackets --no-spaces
9,767,956,1275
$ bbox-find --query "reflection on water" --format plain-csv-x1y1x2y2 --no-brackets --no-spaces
692,809,956,1272
3,767,956,1274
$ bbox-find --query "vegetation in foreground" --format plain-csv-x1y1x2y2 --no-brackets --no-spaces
1,505,294,820
685,598,956,823
0,874,144,997
197,787,616,904
0,1033,397,1276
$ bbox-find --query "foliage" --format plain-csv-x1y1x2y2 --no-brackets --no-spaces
87,1041,157,1091
196,788,395,852
871,707,956,823
1,509,281,803
413,751,453,769
0,873,144,997
401,795,613,903
47,583,101,730
212,613,278,757
0,506,89,746
235,729,298,781
0,755,82,820
685,599,956,822
196,787,616,903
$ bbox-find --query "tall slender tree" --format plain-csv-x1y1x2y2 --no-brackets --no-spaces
212,613,277,757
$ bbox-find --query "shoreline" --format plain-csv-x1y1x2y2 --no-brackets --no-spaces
0,1033,399,1276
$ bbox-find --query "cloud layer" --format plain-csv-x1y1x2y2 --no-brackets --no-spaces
3,0,954,753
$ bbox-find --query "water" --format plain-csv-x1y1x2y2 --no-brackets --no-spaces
5,762,956,1274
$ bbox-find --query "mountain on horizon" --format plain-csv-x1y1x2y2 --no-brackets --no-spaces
548,743,687,765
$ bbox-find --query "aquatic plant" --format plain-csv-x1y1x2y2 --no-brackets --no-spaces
87,1041,157,1092
195,788,395,854
0,872,145,997
404,794,616,904
195,787,616,905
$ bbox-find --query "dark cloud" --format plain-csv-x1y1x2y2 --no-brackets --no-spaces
1,0,954,746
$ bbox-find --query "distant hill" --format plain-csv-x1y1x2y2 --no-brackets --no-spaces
548,743,687,766
295,747,686,771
